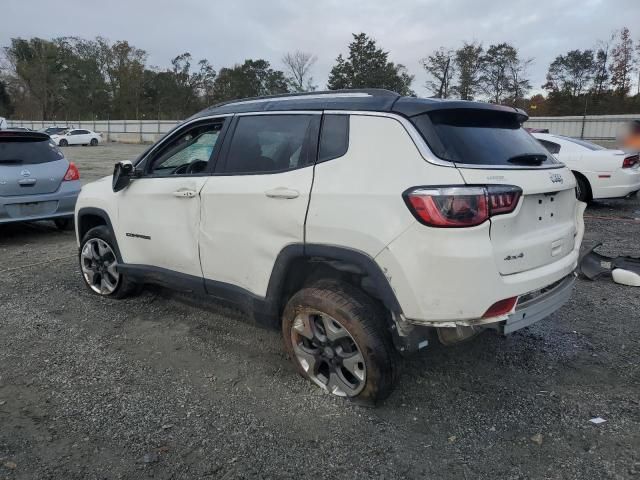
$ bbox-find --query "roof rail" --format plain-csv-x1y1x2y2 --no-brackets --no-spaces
211,89,400,109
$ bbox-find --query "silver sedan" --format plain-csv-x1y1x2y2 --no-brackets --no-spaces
0,130,81,228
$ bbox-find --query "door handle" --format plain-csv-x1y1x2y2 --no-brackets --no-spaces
173,189,197,198
264,187,300,199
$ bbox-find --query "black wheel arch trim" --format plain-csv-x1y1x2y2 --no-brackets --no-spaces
265,243,403,316
76,207,123,262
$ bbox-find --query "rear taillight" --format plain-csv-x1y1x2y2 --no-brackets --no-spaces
63,162,80,181
622,154,638,168
482,297,518,318
404,185,522,228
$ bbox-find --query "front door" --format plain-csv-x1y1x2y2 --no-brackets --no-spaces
115,118,227,277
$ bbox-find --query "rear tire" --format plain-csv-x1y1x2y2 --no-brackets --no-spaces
59,139,68,147
79,225,140,299
282,280,399,405
90,138,98,146
574,173,592,203
54,218,73,230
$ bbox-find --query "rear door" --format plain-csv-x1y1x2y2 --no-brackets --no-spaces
0,133,68,196
411,109,580,275
199,112,319,297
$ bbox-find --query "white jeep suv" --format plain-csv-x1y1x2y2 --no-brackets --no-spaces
75,90,585,404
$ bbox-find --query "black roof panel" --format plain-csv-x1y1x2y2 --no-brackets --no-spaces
190,89,528,122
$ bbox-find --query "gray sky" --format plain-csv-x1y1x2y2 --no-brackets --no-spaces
3,0,639,96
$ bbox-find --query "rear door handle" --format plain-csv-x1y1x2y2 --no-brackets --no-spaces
265,187,300,199
173,189,197,198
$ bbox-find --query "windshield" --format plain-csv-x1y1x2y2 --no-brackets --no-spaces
555,135,605,151
0,138,65,164
412,109,559,166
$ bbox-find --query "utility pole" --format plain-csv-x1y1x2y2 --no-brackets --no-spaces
580,95,589,140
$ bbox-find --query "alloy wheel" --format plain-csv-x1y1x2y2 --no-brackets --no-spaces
80,238,120,294
290,310,366,397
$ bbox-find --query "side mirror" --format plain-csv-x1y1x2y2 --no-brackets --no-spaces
112,160,135,192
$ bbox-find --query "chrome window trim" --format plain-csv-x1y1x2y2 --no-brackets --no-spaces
138,109,564,172
325,110,565,170
235,111,323,116
228,93,371,106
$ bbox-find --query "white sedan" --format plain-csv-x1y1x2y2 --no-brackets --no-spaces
50,128,102,147
533,132,640,202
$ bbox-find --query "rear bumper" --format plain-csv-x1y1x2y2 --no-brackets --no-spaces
0,181,80,224
374,202,585,325
498,273,575,334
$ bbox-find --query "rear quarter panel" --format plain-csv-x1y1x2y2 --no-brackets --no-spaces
306,114,465,257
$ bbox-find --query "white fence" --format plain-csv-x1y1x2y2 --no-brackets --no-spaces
6,119,181,144
524,114,638,142
7,113,640,144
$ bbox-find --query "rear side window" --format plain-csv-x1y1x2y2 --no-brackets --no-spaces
0,138,65,165
318,115,349,162
412,109,558,166
222,115,318,174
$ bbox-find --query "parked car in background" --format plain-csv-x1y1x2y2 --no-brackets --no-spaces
0,130,80,229
9,127,33,132
50,128,102,147
75,90,585,403
533,132,640,202
39,126,71,137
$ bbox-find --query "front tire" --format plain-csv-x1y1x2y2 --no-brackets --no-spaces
90,138,98,146
79,226,140,299
58,139,68,147
282,280,399,404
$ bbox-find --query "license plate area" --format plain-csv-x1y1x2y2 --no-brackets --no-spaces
6,201,58,218
533,192,560,225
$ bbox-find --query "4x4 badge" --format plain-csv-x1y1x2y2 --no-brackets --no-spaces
549,173,563,184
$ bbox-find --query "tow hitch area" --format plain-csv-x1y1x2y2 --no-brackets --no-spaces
579,243,640,286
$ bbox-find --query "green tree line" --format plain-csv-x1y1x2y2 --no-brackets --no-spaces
421,26,640,115
1,30,639,121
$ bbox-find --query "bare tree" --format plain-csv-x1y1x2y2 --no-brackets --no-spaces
453,42,484,100
422,47,455,98
282,51,317,92
609,27,635,94
592,32,615,95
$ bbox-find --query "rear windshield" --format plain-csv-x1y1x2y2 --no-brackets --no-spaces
0,137,65,165
412,109,559,166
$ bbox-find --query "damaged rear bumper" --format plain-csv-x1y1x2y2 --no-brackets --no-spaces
498,273,575,334
392,273,576,352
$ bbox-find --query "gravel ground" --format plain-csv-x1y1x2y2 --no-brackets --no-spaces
1,143,639,479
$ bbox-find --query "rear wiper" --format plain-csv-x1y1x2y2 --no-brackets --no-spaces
0,159,23,164
506,153,547,165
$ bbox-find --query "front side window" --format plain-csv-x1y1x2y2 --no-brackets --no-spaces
148,122,223,176
222,115,317,174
